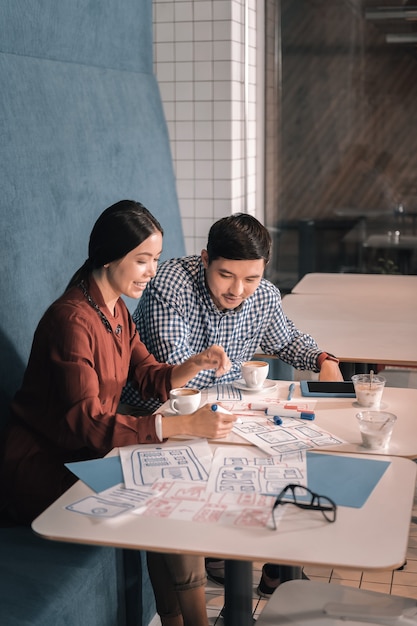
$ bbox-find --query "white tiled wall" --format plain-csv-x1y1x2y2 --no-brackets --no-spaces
153,0,263,255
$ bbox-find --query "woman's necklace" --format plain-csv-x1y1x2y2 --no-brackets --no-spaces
78,280,113,333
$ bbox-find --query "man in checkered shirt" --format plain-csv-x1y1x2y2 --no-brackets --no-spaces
121,213,342,411
120,212,343,596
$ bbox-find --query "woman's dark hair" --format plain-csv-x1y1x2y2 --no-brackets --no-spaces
206,213,271,264
66,200,163,290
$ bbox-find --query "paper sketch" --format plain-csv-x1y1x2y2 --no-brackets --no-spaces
65,483,158,518
120,439,213,489
206,446,306,495
216,383,242,401
131,446,305,528
66,495,134,518
233,416,345,455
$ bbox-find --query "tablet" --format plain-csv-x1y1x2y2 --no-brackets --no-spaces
300,380,355,397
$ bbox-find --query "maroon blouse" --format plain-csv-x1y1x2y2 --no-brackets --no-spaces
0,278,174,523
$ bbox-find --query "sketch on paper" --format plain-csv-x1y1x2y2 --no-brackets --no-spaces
135,446,306,527
65,484,158,518
206,446,306,497
232,418,345,456
119,440,213,489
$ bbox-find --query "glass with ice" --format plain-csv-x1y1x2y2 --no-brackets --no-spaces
356,411,397,450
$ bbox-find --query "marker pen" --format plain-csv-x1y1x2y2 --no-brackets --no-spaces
269,408,315,421
287,383,295,401
211,404,235,414
249,403,315,420
211,404,242,423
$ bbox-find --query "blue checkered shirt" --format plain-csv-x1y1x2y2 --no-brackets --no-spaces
121,256,322,410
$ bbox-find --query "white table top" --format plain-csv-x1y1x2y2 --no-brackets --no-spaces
282,292,416,366
291,272,417,297
259,381,417,459
32,382,417,572
31,381,417,626
32,450,416,572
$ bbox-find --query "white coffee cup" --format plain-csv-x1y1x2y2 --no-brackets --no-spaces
169,388,201,414
241,361,269,389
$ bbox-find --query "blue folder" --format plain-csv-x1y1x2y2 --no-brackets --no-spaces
66,456,124,493
306,452,390,508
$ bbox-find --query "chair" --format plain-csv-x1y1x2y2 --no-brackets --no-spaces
256,579,417,625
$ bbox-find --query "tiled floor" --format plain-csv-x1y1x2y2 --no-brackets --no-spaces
148,479,417,625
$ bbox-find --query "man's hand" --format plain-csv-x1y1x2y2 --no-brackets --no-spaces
319,359,344,382
171,345,231,388
192,345,232,377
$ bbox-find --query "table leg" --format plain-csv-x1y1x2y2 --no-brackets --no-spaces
340,362,376,379
223,560,255,626
340,362,356,379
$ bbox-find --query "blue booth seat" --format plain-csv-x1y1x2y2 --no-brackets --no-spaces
1,528,123,626
0,525,156,626
0,1,184,624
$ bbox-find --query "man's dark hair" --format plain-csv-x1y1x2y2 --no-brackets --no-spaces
206,213,271,264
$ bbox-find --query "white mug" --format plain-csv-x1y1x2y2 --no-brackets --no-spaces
169,388,201,414
241,361,269,389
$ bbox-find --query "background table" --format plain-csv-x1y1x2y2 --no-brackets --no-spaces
282,292,416,369
363,234,417,274
291,272,417,297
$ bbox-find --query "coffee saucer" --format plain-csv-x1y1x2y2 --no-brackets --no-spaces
232,379,277,393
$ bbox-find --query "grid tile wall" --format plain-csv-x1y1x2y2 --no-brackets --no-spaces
153,0,260,255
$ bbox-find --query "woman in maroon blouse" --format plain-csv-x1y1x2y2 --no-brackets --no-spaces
0,200,235,626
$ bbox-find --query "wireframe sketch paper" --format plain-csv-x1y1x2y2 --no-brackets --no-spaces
206,445,307,496
134,445,296,528
119,439,213,489
197,395,344,456
233,415,345,456
65,484,159,518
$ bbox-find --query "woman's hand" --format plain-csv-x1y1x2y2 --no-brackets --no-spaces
161,403,237,440
171,345,231,387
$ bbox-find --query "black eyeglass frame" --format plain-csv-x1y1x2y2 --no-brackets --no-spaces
270,483,337,530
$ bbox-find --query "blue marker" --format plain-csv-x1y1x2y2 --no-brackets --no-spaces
270,410,315,421
273,416,283,426
287,383,295,401
211,404,233,415
211,404,242,422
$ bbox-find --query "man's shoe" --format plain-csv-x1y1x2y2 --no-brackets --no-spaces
256,565,309,598
256,564,281,598
205,558,225,585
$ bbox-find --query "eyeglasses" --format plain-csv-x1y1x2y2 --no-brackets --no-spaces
270,484,337,530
